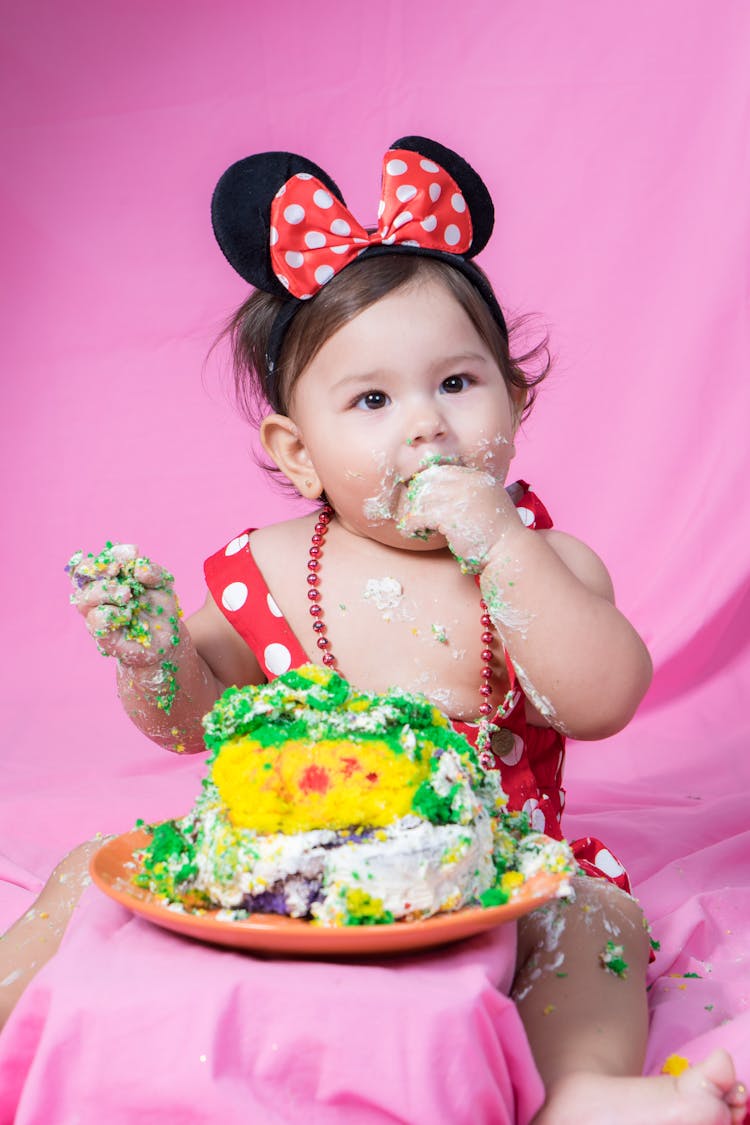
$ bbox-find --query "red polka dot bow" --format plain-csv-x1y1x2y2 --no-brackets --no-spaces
269,148,473,300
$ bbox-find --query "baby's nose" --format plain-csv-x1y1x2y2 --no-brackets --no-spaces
405,405,447,446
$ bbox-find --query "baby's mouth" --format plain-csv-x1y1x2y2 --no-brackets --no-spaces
363,457,463,526
401,454,463,489
416,453,462,471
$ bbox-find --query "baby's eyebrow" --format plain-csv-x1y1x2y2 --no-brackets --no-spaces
435,351,489,369
331,370,389,390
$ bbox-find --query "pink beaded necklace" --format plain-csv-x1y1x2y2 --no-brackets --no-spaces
306,505,513,765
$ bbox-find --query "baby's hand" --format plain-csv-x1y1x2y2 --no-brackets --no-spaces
395,464,518,573
67,542,182,667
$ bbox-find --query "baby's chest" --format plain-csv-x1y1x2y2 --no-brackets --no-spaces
283,556,504,721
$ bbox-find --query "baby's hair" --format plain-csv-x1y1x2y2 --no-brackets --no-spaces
222,255,550,484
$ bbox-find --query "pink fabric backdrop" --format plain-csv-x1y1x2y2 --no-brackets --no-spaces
1,2,749,1121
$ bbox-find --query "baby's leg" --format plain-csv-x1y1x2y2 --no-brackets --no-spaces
0,839,100,1030
515,876,747,1125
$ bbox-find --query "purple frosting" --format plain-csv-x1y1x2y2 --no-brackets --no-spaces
243,877,323,917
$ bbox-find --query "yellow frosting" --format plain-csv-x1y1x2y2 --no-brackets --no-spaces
212,734,432,834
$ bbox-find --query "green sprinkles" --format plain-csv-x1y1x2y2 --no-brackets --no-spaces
600,940,629,978
343,888,394,926
479,886,510,908
455,555,484,576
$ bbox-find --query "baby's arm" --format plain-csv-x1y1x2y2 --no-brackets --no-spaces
69,545,262,752
480,524,652,737
397,467,652,739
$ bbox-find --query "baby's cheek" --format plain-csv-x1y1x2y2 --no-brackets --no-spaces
359,457,404,524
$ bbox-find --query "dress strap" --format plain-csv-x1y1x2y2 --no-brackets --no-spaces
204,531,309,678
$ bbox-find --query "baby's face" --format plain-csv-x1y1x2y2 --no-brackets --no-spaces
289,277,519,549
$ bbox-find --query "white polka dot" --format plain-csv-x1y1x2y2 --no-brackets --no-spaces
225,533,249,556
276,274,290,289
284,204,305,224
295,172,312,180
377,199,385,218
451,193,467,213
522,798,547,833
382,234,397,245
392,211,413,230
497,732,524,767
264,642,292,675
386,158,408,175
444,224,461,246
420,215,438,232
269,226,279,246
559,789,566,810
517,506,535,527
353,236,368,244
304,231,326,249
429,183,442,202
594,848,626,878
396,184,417,203
285,250,304,268
266,593,283,617
313,189,333,209
420,159,439,173
275,184,287,198
331,245,350,255
401,239,421,247
221,582,248,612
315,264,335,285
299,293,312,300
331,218,351,236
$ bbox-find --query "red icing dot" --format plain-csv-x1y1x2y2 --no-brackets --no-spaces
366,771,378,783
341,756,361,778
298,764,331,794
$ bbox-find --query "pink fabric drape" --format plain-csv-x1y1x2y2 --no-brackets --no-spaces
2,2,748,1120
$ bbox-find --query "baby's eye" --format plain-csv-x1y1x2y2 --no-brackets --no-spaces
355,390,390,411
440,374,472,394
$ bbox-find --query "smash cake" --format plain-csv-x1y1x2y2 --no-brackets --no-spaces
135,664,574,926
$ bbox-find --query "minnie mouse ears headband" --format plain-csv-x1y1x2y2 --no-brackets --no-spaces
211,135,507,380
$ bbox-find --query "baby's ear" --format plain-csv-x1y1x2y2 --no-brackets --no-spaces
260,414,323,500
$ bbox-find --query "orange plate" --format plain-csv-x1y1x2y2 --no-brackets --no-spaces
90,829,568,957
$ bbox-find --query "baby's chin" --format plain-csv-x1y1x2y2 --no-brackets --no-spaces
365,518,450,555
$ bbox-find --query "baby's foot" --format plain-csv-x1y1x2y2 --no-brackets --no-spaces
533,1049,747,1125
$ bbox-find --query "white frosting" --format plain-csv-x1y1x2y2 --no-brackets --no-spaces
188,805,496,922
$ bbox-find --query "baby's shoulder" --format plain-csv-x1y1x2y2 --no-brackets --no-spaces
250,512,317,555
248,514,319,587
539,528,615,602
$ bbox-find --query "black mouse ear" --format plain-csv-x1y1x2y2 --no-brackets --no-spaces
211,152,346,296
390,136,494,258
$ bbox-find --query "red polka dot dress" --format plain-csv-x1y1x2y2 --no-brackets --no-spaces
204,483,631,893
